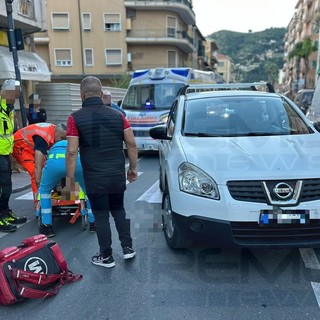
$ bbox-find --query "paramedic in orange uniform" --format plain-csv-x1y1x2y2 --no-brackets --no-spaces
12,123,67,202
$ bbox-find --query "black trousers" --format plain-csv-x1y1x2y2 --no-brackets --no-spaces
0,155,12,216
87,191,133,257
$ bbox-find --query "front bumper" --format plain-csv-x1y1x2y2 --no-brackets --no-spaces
172,211,320,248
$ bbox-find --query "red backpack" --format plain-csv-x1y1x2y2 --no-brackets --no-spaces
0,234,82,305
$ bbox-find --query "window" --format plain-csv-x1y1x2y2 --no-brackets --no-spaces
105,49,122,65
218,61,225,67
167,16,176,37
52,13,69,30
168,50,176,68
104,13,121,31
19,0,34,18
84,49,94,66
82,13,91,31
55,49,72,66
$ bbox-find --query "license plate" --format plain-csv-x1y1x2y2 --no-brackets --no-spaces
259,209,310,225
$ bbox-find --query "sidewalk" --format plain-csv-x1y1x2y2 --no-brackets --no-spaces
12,172,31,194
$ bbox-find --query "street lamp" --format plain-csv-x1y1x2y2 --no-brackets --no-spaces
5,0,27,127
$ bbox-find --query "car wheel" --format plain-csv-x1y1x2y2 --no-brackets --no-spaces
162,189,193,249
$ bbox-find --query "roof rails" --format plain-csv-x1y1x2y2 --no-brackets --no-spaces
178,82,275,95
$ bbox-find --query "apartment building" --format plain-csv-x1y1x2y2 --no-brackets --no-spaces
283,0,320,91
0,0,49,127
34,0,213,86
0,0,49,87
215,53,233,83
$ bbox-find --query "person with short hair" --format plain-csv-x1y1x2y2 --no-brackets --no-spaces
66,76,137,268
12,122,67,203
0,79,27,232
27,93,47,124
102,90,126,116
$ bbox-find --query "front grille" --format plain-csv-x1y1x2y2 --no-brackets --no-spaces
300,179,320,201
227,179,320,204
227,181,264,203
133,130,150,137
231,222,320,246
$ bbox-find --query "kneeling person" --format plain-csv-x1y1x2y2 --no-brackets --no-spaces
38,140,94,237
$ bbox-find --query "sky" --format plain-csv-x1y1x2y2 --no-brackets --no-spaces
192,0,297,36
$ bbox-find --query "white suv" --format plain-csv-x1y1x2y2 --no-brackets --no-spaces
150,83,320,249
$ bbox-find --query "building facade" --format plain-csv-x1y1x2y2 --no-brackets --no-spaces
0,0,49,127
283,0,320,92
34,0,216,86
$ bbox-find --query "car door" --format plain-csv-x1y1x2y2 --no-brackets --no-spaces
159,100,179,189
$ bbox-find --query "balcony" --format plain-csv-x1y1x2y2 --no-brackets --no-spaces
0,0,47,34
126,28,194,53
124,0,195,25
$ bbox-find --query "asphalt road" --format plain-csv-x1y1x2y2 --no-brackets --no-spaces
1,153,320,320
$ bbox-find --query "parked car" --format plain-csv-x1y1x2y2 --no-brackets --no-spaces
150,82,320,249
307,78,320,126
293,89,314,114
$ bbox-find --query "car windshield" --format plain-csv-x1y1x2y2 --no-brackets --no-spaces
183,96,313,137
122,83,185,110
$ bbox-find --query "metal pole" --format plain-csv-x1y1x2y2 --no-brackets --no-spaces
5,0,27,127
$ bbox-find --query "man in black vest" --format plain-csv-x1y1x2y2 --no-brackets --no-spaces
66,76,138,268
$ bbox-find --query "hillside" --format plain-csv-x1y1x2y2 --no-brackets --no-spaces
208,28,287,83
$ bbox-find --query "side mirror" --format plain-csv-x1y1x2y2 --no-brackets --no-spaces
313,121,320,132
149,125,170,140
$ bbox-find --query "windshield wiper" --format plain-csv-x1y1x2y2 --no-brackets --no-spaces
184,132,224,137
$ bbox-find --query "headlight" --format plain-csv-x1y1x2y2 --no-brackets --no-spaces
178,163,220,200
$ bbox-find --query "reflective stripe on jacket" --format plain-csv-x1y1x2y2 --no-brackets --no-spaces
13,123,56,150
0,97,14,155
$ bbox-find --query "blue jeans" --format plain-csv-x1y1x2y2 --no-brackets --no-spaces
39,157,94,225
87,192,132,257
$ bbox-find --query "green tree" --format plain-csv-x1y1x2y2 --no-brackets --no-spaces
288,38,316,89
264,60,279,84
110,74,131,89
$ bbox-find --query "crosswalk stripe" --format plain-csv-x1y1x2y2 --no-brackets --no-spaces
16,172,144,201
136,181,162,203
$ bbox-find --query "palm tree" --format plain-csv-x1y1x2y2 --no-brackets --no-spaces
288,38,316,89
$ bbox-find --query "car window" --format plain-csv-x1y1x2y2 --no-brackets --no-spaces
183,96,312,136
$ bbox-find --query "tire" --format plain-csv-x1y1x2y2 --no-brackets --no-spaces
162,189,193,249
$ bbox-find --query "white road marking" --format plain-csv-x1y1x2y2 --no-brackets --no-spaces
299,248,320,310
136,181,162,203
15,172,143,201
16,191,34,200
299,248,320,270
311,282,320,308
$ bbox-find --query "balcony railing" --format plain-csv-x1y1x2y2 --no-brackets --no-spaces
126,28,194,53
127,28,193,43
126,0,193,9
124,0,195,25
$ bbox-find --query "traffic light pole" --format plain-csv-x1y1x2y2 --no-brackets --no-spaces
5,0,27,127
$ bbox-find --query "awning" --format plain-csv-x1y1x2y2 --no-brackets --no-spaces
0,45,51,81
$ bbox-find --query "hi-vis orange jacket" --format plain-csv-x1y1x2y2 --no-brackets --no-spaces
13,123,56,151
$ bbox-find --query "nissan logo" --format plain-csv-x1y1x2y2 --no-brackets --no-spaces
273,182,293,199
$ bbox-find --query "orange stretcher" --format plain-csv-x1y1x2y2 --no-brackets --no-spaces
38,179,88,230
